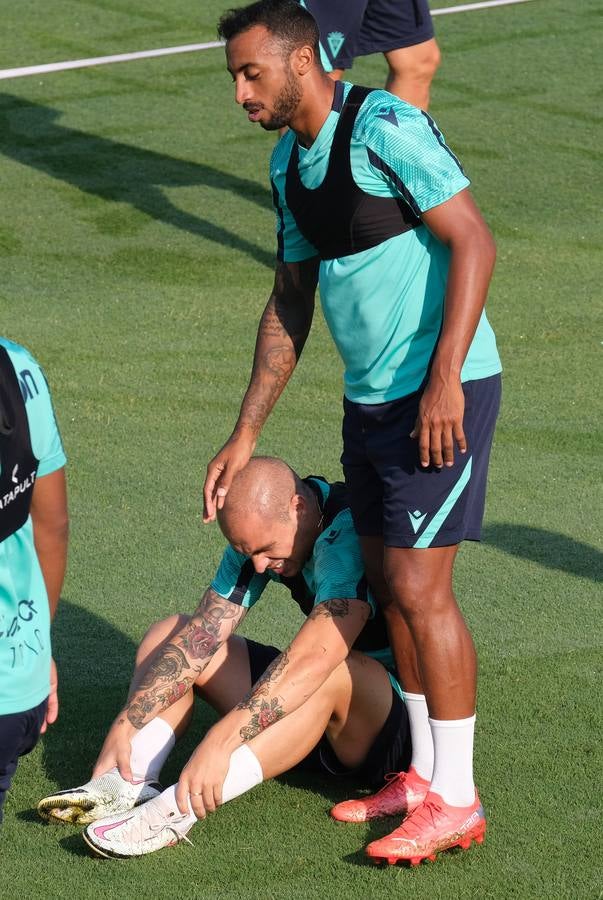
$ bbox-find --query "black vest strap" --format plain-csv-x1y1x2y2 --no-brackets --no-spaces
0,348,39,542
285,84,421,260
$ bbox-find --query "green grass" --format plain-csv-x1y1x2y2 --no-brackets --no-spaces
1,0,602,896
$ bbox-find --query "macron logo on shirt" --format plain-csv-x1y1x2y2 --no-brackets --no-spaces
375,106,399,128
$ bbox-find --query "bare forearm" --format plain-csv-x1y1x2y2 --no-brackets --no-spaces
210,599,367,750
34,527,68,620
123,590,244,729
234,263,316,439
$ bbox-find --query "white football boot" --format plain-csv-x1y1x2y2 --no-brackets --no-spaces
37,771,162,825
82,792,194,858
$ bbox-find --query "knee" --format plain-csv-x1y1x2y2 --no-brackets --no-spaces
382,561,449,620
136,613,189,663
390,40,441,84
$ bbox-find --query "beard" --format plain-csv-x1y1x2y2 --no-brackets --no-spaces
260,70,303,131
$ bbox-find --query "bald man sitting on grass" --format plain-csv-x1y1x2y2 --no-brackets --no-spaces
38,457,412,858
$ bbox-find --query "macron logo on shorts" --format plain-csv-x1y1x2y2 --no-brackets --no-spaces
408,510,427,533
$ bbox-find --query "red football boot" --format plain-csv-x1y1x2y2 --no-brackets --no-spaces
330,767,430,823
365,789,486,866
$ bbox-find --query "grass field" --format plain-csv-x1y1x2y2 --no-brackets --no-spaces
1,0,602,897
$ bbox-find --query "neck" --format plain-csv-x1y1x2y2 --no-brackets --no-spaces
290,75,337,148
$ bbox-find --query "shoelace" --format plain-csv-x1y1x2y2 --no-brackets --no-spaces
376,771,407,794
109,804,194,850
394,796,443,835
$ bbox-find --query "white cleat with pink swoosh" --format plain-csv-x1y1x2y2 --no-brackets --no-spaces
83,792,194,858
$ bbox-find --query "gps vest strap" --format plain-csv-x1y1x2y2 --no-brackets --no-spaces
0,347,39,542
285,84,421,261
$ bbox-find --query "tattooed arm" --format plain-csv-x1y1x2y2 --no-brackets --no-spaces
175,597,370,818
203,257,319,522
234,598,369,740
92,588,245,779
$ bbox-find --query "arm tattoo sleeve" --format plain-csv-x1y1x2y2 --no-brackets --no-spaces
124,589,244,729
235,650,290,741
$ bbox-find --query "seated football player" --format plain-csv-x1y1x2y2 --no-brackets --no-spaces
38,456,412,858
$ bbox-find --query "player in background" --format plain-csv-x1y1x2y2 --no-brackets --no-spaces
204,0,500,865
39,457,412,859
0,337,68,824
301,0,440,110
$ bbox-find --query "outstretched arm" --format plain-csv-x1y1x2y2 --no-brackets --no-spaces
176,598,370,816
203,257,319,522
411,189,497,468
93,589,245,779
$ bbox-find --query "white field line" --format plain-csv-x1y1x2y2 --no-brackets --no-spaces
0,0,535,82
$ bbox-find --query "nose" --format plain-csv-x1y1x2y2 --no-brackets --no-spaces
234,77,252,106
252,555,269,574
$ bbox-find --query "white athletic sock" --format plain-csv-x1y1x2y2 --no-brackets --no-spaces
129,717,175,782
402,692,433,782
157,784,197,830
221,744,264,803
156,745,263,828
428,715,476,807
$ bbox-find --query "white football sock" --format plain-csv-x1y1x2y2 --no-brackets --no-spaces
428,715,476,807
221,744,264,803
402,692,433,782
156,784,197,830
157,744,263,829
129,717,175,782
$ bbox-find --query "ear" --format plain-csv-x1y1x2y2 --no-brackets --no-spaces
290,493,307,519
291,44,315,76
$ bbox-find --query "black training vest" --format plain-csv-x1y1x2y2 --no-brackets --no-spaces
285,83,421,261
0,347,39,542
279,477,390,657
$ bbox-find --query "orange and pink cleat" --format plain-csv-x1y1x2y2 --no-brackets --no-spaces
365,790,486,866
330,766,430,823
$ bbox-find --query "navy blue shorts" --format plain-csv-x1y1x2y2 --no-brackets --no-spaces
303,0,435,70
246,639,410,788
0,698,47,823
341,374,501,548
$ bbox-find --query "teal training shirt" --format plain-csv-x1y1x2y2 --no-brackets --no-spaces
270,83,502,404
0,339,66,715
210,478,398,678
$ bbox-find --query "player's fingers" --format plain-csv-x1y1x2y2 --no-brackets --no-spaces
416,423,431,468
202,783,217,814
429,423,443,469
441,424,455,468
453,420,467,455
175,780,192,817
203,468,220,523
116,749,133,783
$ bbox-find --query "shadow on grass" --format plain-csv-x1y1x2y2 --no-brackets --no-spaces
484,524,603,582
0,93,274,269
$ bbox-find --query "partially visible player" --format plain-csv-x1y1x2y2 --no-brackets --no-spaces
38,457,412,858
0,337,68,824
301,0,440,109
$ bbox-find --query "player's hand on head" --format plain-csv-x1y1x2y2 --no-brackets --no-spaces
40,657,59,734
203,433,255,523
410,376,467,469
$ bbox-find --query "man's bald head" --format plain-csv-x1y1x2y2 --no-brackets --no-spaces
218,456,304,534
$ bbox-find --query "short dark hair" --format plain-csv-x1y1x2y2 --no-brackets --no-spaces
217,0,321,63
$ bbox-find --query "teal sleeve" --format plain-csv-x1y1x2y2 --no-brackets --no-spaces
312,510,377,617
6,344,66,477
357,93,470,213
210,545,270,609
